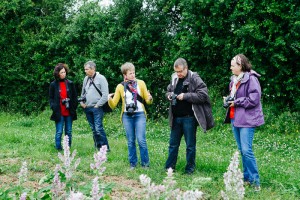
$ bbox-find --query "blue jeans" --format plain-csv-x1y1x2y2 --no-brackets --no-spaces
122,112,149,167
55,115,72,150
165,116,197,172
85,107,110,150
231,120,260,186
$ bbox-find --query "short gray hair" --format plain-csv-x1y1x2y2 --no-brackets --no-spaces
121,62,135,75
174,58,188,69
84,61,96,70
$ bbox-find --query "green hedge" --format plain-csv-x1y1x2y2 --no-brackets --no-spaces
0,0,299,116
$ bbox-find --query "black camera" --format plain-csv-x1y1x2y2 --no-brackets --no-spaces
62,98,70,109
223,96,234,108
77,96,86,103
171,94,178,106
126,103,136,115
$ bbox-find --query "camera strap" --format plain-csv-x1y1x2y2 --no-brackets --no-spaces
91,80,103,97
82,73,97,96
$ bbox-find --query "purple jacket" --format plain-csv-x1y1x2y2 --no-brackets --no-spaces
224,70,264,127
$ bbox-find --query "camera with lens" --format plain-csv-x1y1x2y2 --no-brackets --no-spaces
77,96,86,103
171,94,178,106
223,96,234,108
126,103,136,115
62,98,70,109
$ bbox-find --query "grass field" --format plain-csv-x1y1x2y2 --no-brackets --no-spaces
0,104,299,199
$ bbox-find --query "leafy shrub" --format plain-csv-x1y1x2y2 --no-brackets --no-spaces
0,1,299,115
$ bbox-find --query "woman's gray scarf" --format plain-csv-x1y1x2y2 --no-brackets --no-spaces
230,72,244,98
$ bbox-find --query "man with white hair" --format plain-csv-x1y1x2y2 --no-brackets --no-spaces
79,61,110,151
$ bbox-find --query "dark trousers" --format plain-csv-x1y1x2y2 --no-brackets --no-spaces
165,116,197,172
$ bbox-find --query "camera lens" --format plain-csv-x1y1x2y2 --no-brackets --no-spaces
171,94,177,106
126,103,136,115
223,96,233,108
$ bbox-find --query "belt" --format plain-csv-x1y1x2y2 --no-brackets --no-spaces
174,114,194,118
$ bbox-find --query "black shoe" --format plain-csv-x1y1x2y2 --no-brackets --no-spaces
183,169,194,175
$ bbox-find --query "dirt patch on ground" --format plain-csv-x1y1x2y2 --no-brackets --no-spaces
103,176,144,199
0,173,144,199
0,157,144,199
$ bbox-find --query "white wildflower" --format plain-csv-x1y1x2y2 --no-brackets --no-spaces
18,161,28,185
221,151,245,200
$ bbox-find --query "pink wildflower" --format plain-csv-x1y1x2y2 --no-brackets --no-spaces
68,190,85,200
90,145,107,175
51,164,66,199
91,176,104,200
58,135,81,180
19,192,27,200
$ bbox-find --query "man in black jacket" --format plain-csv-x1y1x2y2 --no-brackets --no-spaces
165,58,214,174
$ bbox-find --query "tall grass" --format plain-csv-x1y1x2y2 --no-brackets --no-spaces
0,99,299,199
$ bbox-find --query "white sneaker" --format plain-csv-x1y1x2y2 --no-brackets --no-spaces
254,186,261,192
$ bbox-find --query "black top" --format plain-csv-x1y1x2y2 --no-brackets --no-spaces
49,79,78,122
172,78,193,117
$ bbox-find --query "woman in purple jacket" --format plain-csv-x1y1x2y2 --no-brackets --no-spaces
224,54,264,192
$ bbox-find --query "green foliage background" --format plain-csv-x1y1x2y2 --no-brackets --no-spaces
0,0,299,115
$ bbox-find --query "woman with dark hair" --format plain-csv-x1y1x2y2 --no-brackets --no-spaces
49,63,78,150
224,54,264,192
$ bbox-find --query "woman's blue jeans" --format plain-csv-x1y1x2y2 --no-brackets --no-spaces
122,112,149,167
85,107,110,150
231,120,260,186
165,116,197,173
55,115,72,150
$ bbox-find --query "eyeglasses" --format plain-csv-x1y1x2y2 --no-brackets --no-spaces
174,68,185,74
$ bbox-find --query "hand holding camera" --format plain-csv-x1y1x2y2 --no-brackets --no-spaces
78,96,87,108
223,96,234,108
169,93,184,106
78,96,86,103
62,98,70,109
171,93,178,106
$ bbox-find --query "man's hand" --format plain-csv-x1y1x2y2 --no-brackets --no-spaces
177,93,184,101
80,103,87,109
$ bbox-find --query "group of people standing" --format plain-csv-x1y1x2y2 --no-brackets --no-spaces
49,54,264,191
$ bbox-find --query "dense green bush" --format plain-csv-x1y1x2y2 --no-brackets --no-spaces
0,0,299,116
